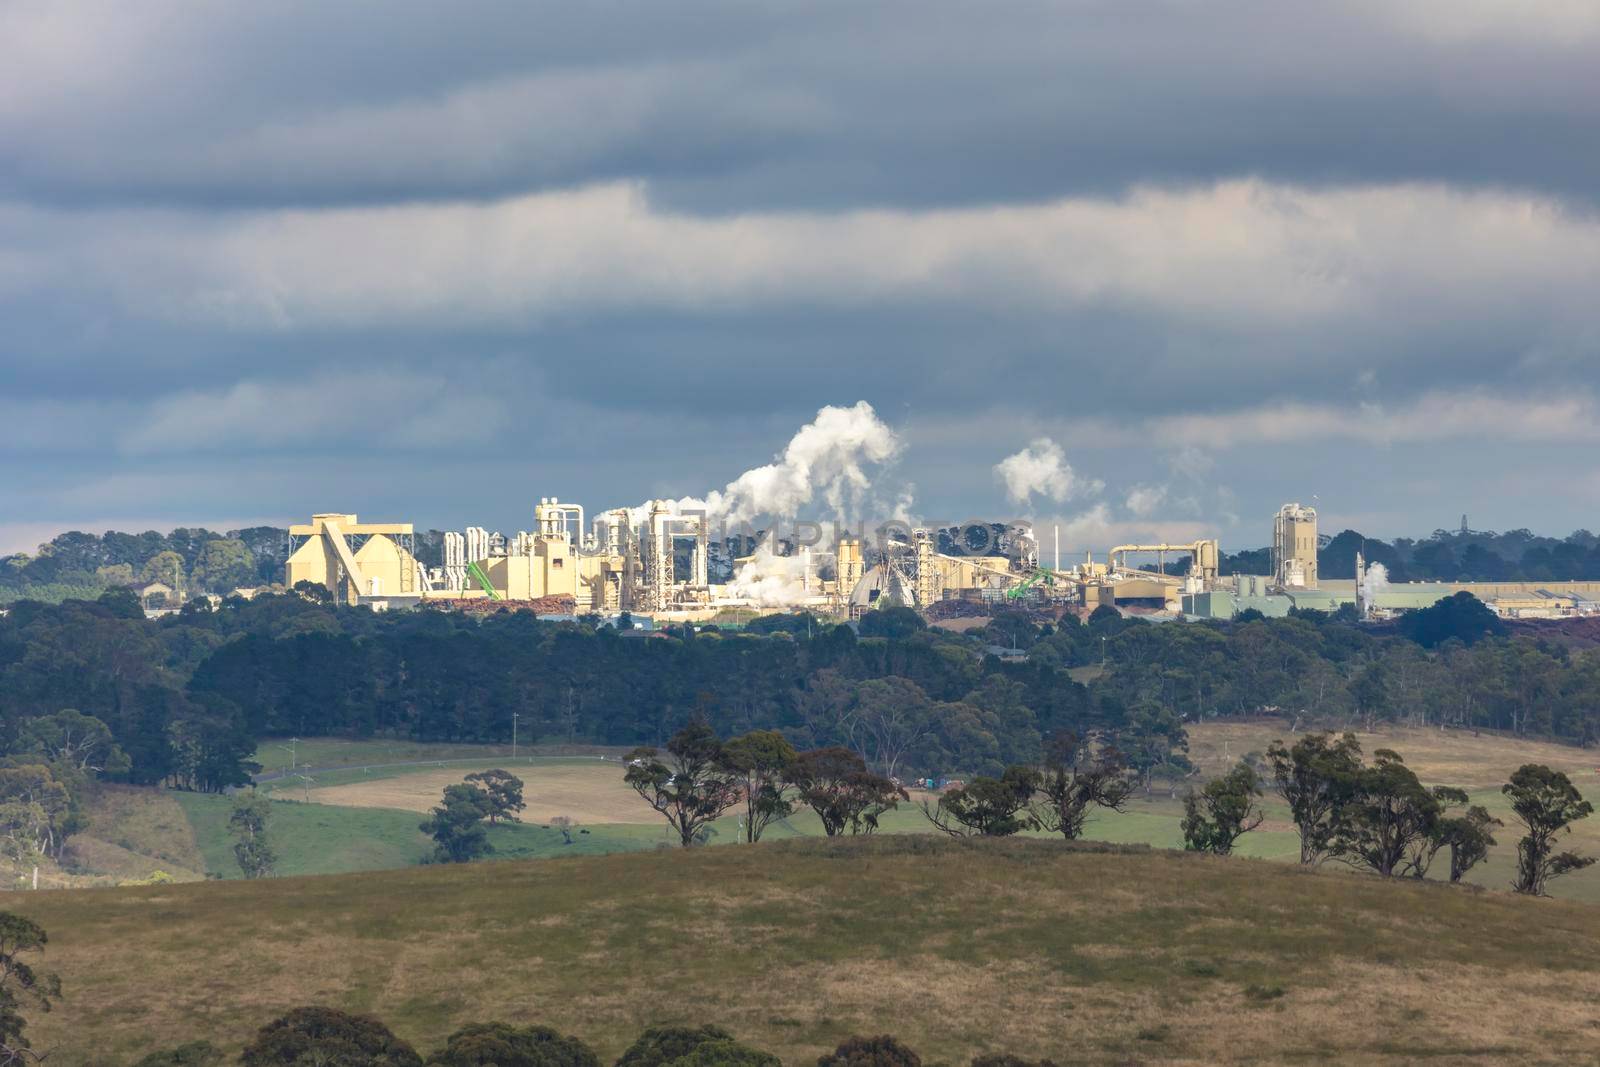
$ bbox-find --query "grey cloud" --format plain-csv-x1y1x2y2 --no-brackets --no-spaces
1,2,1597,212
5,179,1595,416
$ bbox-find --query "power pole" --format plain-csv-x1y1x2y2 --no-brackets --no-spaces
512,712,519,761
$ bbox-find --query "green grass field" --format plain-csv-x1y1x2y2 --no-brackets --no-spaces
13,835,1600,1065
162,728,1586,905
175,793,434,876
55,727,1600,904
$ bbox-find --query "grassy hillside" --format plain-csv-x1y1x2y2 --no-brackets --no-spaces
1179,722,1600,901
13,836,1600,1065
56,786,208,886
175,793,433,877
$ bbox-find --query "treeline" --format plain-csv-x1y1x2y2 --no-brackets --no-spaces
13,518,1600,608
1078,593,1600,743
6,586,1600,813
0,526,289,604
1221,525,1600,582
918,731,1595,895
0,591,1123,793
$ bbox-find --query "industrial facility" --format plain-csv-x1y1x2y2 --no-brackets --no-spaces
286,500,1600,623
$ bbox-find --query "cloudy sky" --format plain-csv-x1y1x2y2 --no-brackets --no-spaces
3,1,1599,555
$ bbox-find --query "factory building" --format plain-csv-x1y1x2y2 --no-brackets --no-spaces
287,497,1600,624
286,515,424,604
288,502,1072,618
1272,503,1319,589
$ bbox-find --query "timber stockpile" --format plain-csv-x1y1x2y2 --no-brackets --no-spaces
434,595,577,616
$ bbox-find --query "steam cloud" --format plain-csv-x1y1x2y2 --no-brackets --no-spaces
629,401,906,526
1361,561,1390,602
995,437,1097,508
725,537,824,608
709,401,903,523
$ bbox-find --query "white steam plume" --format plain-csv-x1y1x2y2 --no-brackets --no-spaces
724,537,826,608
627,401,906,526
1360,561,1390,603
995,437,1099,508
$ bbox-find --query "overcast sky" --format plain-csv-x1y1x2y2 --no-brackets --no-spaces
3,1,1599,556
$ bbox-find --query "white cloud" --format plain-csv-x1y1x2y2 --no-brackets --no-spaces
994,438,1099,507
7,179,1596,347
1367,0,1600,46
1125,485,1168,517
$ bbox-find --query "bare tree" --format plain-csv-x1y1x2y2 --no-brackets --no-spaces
851,677,933,781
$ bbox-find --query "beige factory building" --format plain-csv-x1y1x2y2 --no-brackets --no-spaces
286,515,423,602
288,503,1043,618
287,506,626,611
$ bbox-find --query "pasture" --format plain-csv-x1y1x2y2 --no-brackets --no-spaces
13,835,1600,1065
297,757,645,823
242,725,1600,900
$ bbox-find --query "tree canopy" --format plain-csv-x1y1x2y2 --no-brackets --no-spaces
1503,763,1595,895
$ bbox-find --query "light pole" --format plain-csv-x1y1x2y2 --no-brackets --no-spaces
512,712,519,761
277,737,299,773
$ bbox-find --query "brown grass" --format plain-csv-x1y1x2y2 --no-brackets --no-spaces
306,762,655,823
1186,722,1600,790
48,785,207,888
1183,722,1600,901
11,836,1600,1065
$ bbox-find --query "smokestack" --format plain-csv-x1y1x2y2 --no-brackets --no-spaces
1054,525,1060,572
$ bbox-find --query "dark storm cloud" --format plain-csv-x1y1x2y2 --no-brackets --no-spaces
3,1,1600,553
1,2,1597,212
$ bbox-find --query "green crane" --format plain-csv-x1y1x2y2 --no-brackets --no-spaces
465,559,502,600
1005,568,1056,600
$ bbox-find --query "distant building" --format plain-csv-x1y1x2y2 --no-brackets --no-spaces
137,581,176,609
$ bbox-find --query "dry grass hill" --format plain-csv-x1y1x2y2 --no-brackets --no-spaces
12,835,1600,1065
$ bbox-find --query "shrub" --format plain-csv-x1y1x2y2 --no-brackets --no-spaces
1244,984,1286,1002
971,1056,1058,1067
616,1026,777,1067
241,1007,423,1067
427,1023,598,1067
817,1035,922,1067
663,1040,780,1067
131,1042,224,1067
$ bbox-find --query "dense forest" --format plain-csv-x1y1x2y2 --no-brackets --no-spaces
8,522,1600,606
2,583,1599,807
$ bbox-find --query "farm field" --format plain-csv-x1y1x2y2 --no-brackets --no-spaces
53,726,1599,890
1178,721,1600,901
13,835,1600,1065
293,757,643,822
